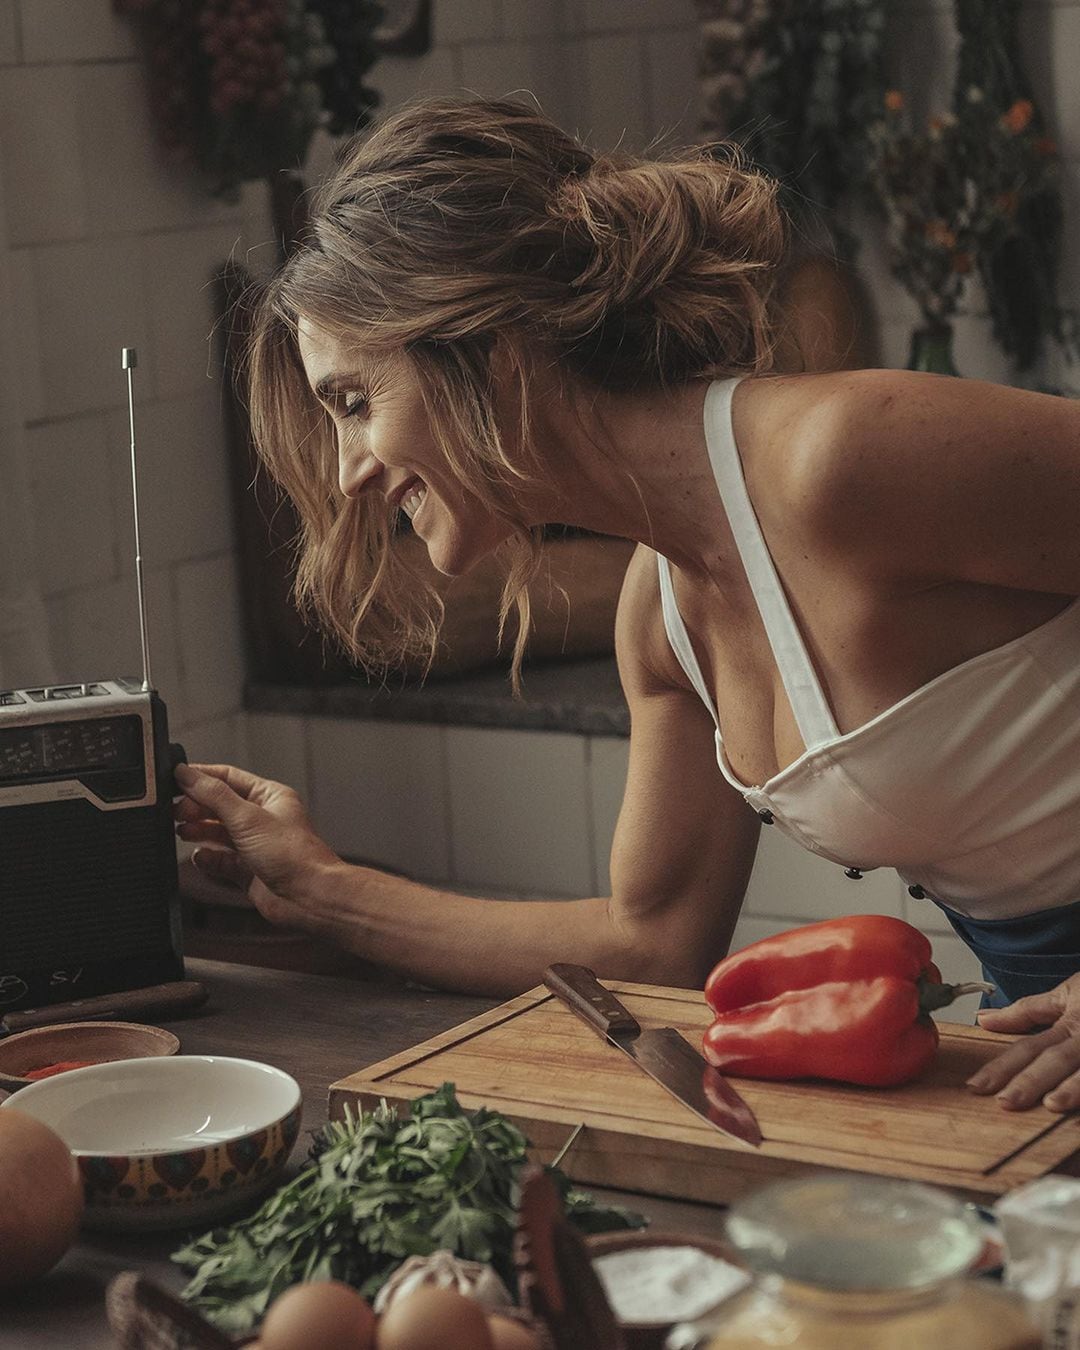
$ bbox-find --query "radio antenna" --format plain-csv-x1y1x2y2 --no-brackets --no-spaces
121,347,153,693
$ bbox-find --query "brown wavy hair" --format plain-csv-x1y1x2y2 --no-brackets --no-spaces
246,96,787,685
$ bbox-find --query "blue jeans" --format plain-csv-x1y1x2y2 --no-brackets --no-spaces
934,895,1080,1009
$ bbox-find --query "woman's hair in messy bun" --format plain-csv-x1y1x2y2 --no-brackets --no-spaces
550,152,784,388
247,97,787,684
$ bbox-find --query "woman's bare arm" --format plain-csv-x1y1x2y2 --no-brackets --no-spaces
176,548,759,995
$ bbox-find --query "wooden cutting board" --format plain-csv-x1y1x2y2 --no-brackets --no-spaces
328,980,1080,1206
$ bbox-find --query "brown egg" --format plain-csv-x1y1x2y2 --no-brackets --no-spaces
487,1313,541,1349
260,1280,376,1350
0,1106,84,1288
376,1285,495,1350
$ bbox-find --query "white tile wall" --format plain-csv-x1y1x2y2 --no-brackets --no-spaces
458,37,574,121
24,238,153,421
369,47,459,112
579,32,647,150
174,553,246,726
106,392,235,573
729,914,796,953
24,413,117,595
139,225,254,402
74,64,240,238
434,0,500,45
645,26,701,147
587,735,629,894
948,313,1016,385
445,725,593,894
19,0,134,63
501,0,564,40
579,0,696,33
0,65,88,244
242,713,311,804
178,713,244,770
4,248,43,418
844,205,923,333
0,0,17,64
308,718,452,878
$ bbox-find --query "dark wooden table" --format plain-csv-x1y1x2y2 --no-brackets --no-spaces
0,959,726,1349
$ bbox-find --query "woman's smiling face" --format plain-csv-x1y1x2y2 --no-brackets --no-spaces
297,317,513,576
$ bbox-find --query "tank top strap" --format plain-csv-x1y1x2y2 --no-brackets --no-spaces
704,378,839,750
656,551,720,724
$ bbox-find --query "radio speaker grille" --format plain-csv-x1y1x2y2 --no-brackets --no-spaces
0,798,176,967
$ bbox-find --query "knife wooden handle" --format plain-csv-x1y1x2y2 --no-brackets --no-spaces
1,980,208,1034
543,964,640,1038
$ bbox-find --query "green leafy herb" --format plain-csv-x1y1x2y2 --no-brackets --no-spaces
173,1083,645,1335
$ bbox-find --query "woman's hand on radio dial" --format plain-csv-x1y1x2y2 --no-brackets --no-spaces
174,762,341,928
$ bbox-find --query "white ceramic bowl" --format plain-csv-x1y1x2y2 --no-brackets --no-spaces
0,1055,302,1233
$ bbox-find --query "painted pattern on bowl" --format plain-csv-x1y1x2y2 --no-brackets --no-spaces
2,1055,303,1233
77,1102,301,1227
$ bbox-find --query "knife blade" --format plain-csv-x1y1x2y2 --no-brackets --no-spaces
543,963,763,1148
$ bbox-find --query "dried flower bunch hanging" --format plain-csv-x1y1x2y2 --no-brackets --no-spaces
697,0,887,244
864,0,1068,369
114,0,382,200
864,92,1058,335
952,0,1068,368
697,0,776,139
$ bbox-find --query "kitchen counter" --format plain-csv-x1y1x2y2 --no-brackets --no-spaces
0,958,726,1349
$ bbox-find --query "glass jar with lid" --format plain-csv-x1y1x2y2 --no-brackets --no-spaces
666,1172,1039,1350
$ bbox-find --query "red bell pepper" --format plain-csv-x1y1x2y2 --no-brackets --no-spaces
702,915,992,1087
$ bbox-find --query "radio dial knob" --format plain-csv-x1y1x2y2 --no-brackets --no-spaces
168,742,188,793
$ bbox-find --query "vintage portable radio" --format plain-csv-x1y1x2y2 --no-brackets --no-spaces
0,350,187,1015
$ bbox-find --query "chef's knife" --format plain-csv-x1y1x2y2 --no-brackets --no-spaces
543,963,762,1148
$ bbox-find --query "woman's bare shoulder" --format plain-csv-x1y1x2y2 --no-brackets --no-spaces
738,367,1080,589
731,369,919,536
738,366,1075,459
737,366,972,442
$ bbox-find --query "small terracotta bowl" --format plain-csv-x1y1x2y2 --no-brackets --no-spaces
1,1054,302,1233
0,1020,180,1093
587,1230,750,1350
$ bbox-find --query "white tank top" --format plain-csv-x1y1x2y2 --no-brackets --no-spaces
657,377,1080,921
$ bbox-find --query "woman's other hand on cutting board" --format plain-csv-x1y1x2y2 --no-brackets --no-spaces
174,762,343,933
967,974,1080,1111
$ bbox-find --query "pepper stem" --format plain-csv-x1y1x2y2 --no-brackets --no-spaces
918,977,997,1014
